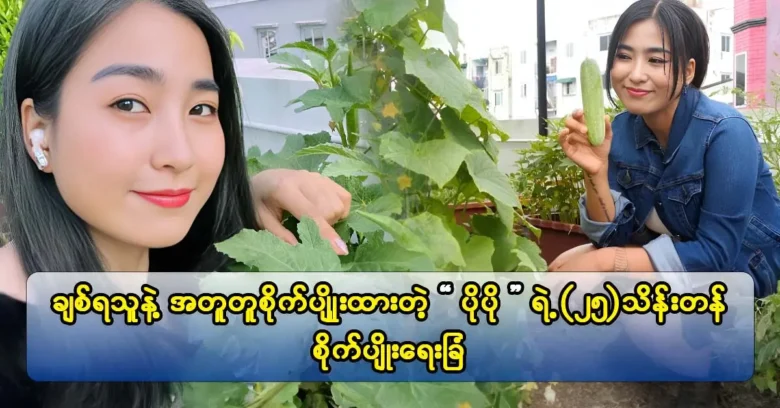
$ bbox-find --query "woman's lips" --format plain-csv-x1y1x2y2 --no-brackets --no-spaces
626,87,651,97
133,189,193,208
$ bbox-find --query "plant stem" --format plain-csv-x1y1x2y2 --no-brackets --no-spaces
336,122,348,146
418,28,430,45
244,383,289,408
345,50,360,149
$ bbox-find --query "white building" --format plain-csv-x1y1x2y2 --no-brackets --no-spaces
480,0,734,121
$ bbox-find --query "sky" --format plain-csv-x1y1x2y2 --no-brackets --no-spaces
445,0,534,57
440,0,735,58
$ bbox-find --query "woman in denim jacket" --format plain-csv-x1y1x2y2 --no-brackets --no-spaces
551,1,780,405
551,0,780,301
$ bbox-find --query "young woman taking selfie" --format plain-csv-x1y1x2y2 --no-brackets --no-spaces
551,0,780,297
0,0,352,406
551,0,780,406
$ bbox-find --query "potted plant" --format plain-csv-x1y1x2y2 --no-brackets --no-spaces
507,117,588,264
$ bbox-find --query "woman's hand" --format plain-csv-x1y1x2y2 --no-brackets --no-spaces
548,243,598,271
558,110,613,176
251,169,351,255
548,248,609,272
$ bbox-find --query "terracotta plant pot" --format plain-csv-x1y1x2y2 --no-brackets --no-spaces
451,201,493,226
450,200,591,267
522,217,590,265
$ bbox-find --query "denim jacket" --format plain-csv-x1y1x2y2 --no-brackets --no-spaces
579,87,780,298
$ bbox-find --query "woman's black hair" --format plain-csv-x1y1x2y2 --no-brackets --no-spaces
605,0,710,107
0,0,258,406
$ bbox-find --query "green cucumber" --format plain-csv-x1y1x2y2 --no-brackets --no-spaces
580,58,606,146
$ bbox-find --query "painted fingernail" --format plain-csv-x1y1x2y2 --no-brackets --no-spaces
334,238,349,255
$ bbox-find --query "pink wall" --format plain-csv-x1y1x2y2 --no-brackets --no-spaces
767,0,780,105
734,0,767,21
733,0,769,103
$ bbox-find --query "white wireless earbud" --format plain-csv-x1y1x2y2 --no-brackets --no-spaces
30,129,48,170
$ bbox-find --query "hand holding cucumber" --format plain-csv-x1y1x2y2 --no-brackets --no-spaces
559,110,612,176
558,58,613,177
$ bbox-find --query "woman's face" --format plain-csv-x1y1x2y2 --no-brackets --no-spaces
609,19,693,116
25,2,225,249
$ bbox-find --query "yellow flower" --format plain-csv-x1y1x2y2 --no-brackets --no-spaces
382,102,399,118
396,174,412,191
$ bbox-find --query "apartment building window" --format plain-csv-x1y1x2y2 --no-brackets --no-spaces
300,24,325,48
520,51,527,64
566,43,574,58
721,73,731,82
721,35,730,52
257,29,278,58
599,34,610,51
494,59,502,74
494,90,503,106
563,82,575,96
735,53,746,107
521,84,527,98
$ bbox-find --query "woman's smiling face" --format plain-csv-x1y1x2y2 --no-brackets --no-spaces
21,2,226,250
609,19,694,116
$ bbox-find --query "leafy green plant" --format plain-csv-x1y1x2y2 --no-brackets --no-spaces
744,77,780,187
744,71,780,397
229,29,245,51
0,0,23,85
509,117,583,225
754,285,780,396
181,1,546,407
509,100,624,225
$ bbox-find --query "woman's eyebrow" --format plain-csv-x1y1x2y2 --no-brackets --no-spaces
91,63,219,92
617,43,671,54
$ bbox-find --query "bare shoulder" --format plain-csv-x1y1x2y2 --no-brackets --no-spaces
0,242,27,302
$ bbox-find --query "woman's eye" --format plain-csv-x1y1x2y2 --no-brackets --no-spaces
112,99,147,113
191,104,217,116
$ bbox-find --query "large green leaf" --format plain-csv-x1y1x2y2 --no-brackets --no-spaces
514,235,547,272
247,132,331,172
460,235,495,272
243,382,301,408
471,215,519,272
465,151,520,208
353,211,429,255
351,0,418,30
402,39,507,140
440,107,486,152
296,143,368,162
346,193,403,234
379,131,469,187
422,0,460,53
403,212,465,268
322,157,382,178
287,70,374,122
402,39,480,112
331,382,490,408
268,52,323,83
180,383,249,408
215,218,342,272
345,233,435,272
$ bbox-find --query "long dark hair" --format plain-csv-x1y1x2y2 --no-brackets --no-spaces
0,0,257,406
605,0,710,107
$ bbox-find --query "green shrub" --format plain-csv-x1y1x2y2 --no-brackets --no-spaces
747,74,780,396
0,0,24,84
183,0,546,407
509,101,624,225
